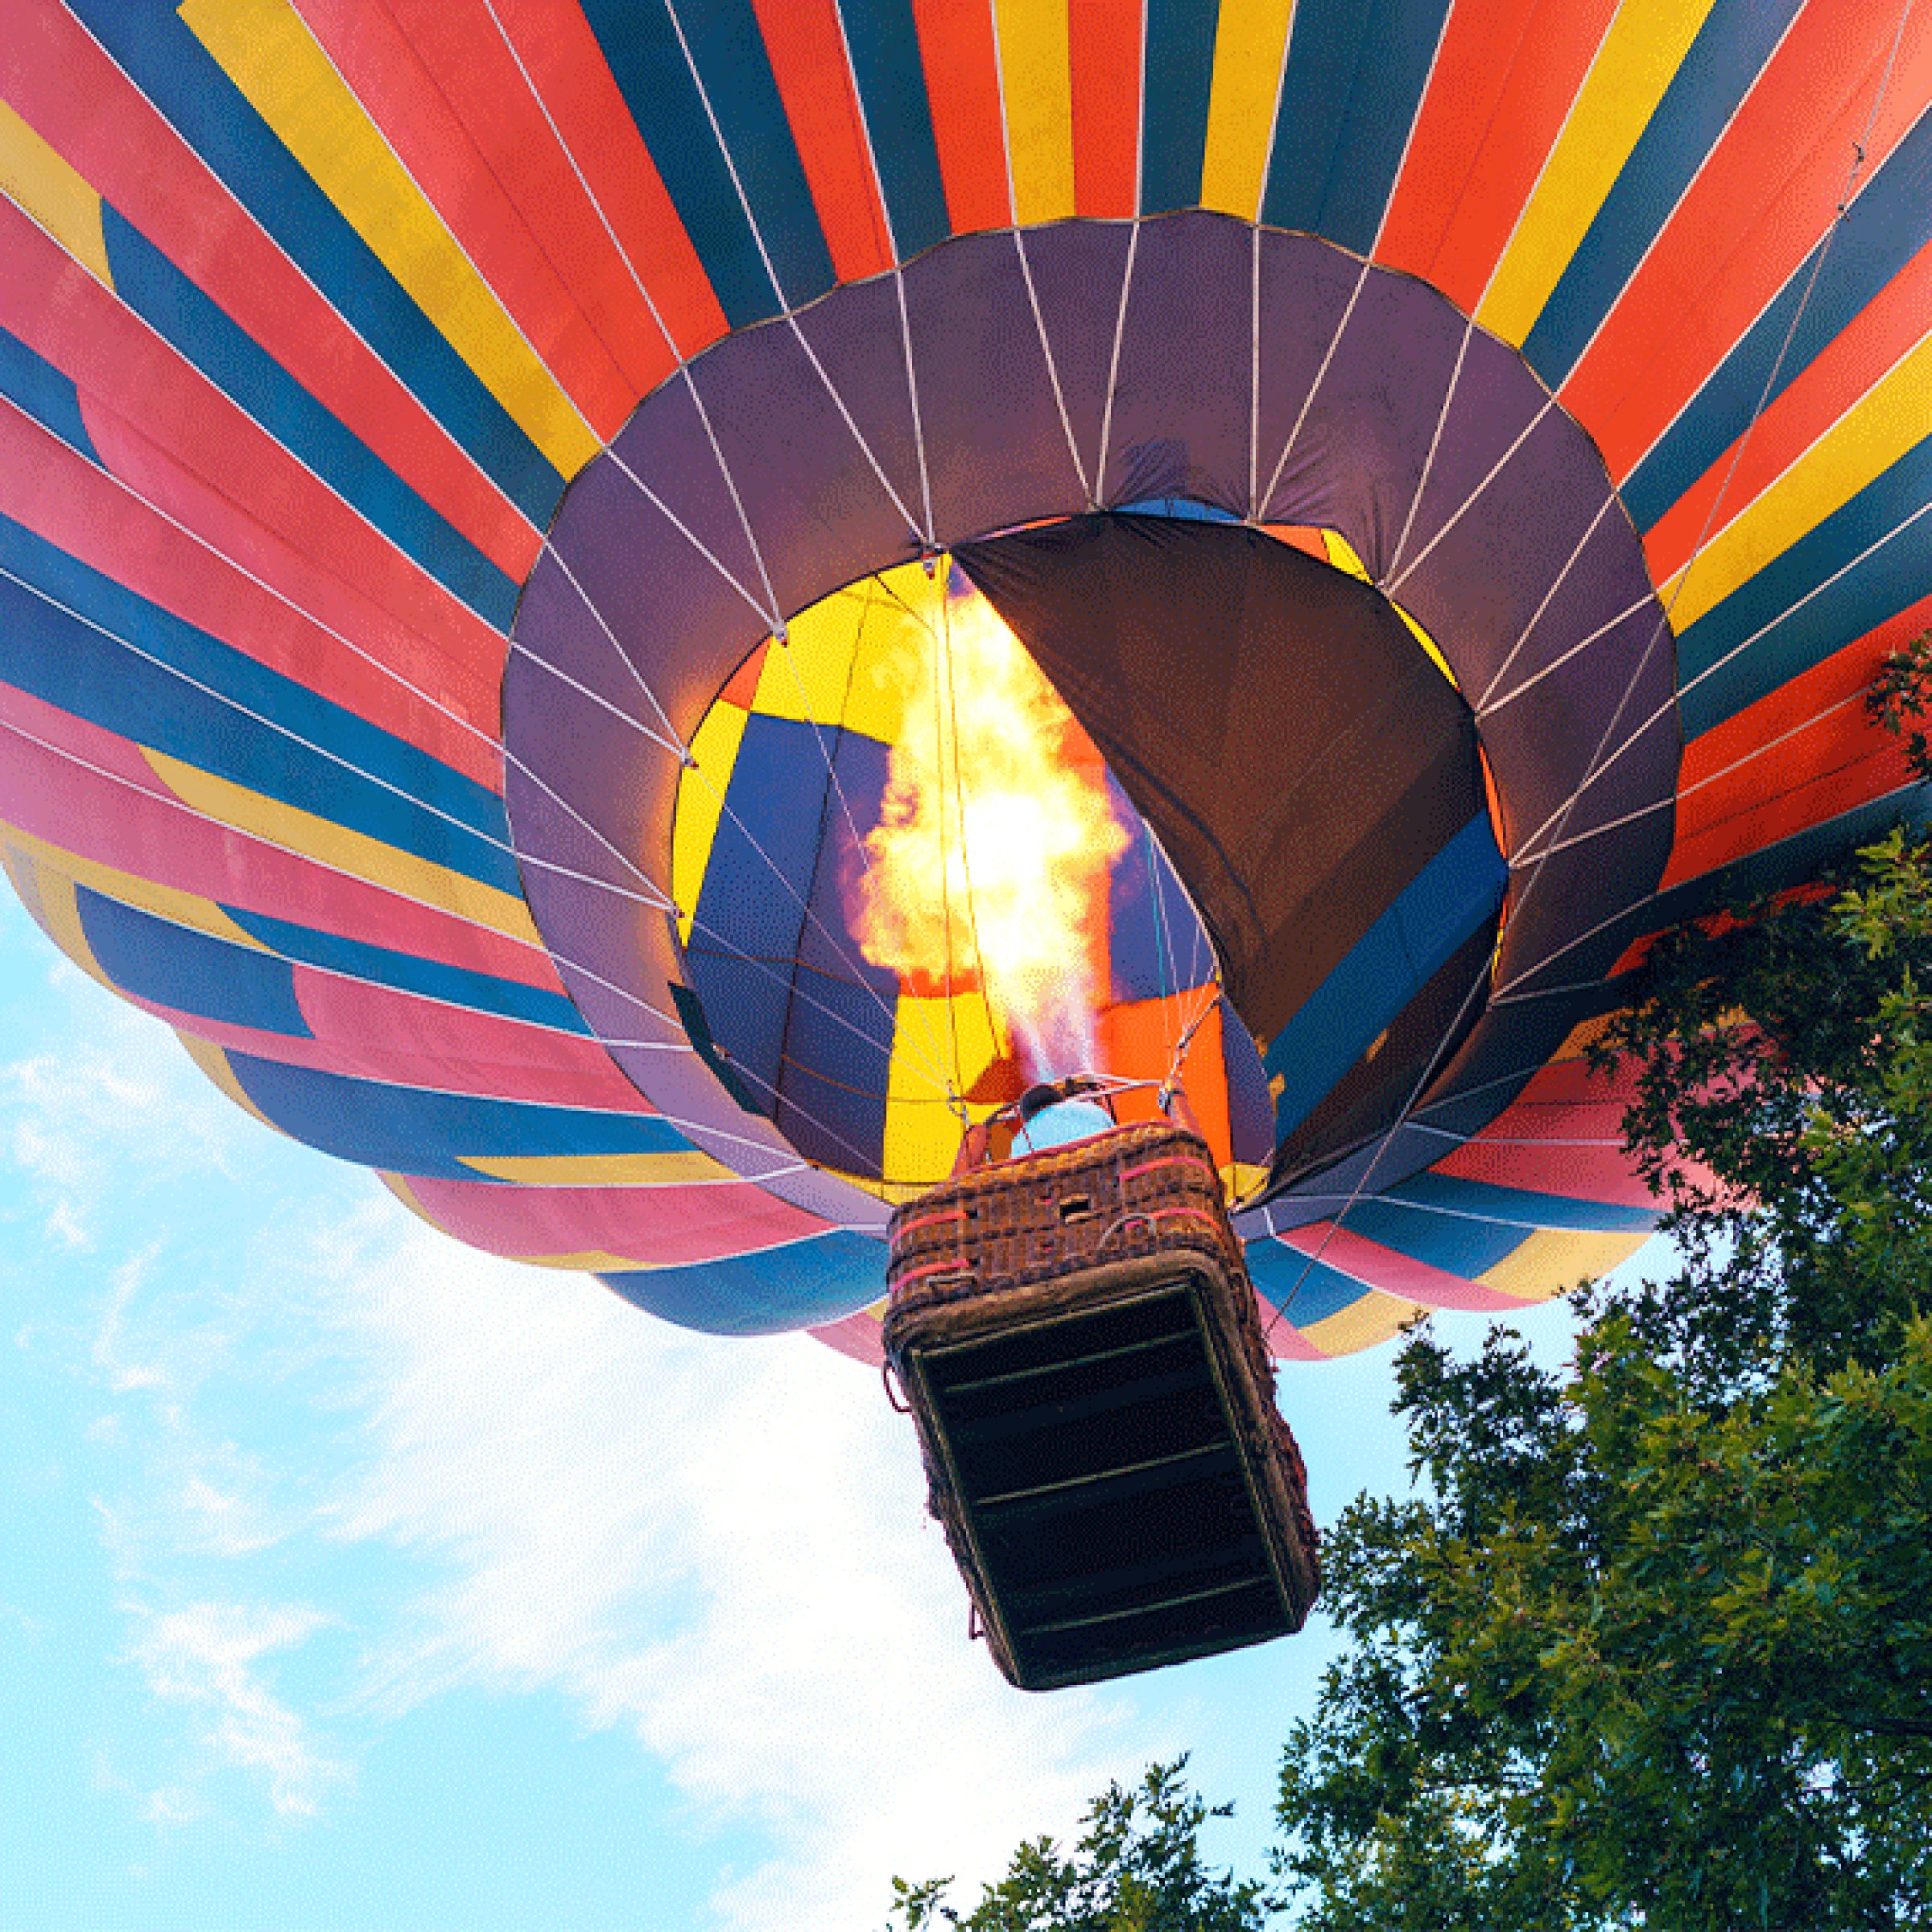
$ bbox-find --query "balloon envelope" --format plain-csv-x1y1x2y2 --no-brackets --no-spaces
1,0,1926,1359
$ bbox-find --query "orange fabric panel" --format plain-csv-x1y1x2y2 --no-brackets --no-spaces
1069,0,1141,217
1378,0,1616,311
750,0,898,279
1661,590,1932,890
909,0,1014,233
1561,0,1932,481
1642,233,1932,580
489,0,729,361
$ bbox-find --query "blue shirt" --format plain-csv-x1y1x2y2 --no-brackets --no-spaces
1012,1097,1114,1156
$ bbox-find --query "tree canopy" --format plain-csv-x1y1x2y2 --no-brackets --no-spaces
890,650,1932,1931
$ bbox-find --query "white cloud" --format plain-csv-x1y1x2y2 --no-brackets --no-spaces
325,1218,1175,1932
125,1600,346,1818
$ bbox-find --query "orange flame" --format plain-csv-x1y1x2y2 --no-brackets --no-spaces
852,581,1129,1081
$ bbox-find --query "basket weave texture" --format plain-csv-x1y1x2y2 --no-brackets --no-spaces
884,1125,1319,1683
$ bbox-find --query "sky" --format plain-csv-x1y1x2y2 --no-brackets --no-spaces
0,883,1597,1932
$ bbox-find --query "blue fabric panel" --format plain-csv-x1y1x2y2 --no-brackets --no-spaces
223,1051,687,1179
1242,1233,1384,1327
0,324,99,463
774,965,894,1171
1260,0,1455,255
1622,106,1932,532
1338,1195,1526,1276
688,712,826,962
1677,433,1932,737
680,948,791,1109
601,1229,886,1333
1521,0,1802,387
0,514,519,894
1220,993,1276,1164
1265,811,1507,1136
837,0,952,257
797,729,891,980
1109,808,1215,1003
76,887,312,1037
222,907,589,1034
100,208,519,630
62,0,564,524
1383,1170,1656,1231
1139,0,1221,214
577,0,789,326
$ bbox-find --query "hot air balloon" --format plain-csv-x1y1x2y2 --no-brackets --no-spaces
2,0,1928,1380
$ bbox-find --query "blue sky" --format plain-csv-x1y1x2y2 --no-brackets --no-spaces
0,883,1596,1931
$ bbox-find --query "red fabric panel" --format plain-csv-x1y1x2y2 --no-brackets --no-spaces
0,704,557,989
0,204,511,691
0,399,500,788
750,0,897,279
1378,0,1616,311
0,0,541,580
1642,233,1932,579
488,0,730,360
1069,0,1141,217
402,1170,831,1266
807,1307,886,1365
292,968,646,1108
1663,590,1932,890
1562,0,1932,481
1275,1221,1520,1311
909,0,1013,233
1434,1132,1653,1208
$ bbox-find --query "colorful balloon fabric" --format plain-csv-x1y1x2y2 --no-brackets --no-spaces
2,0,1928,1360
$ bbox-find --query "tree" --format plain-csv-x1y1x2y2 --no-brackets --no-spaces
894,644,1932,1930
888,1758,1281,1931
1274,646,1932,1930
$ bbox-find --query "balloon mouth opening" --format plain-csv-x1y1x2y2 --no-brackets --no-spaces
664,543,1268,1199
663,510,1504,1203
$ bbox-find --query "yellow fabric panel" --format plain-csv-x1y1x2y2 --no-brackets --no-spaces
141,749,543,948
1320,530,1457,683
0,100,111,283
456,1147,743,1185
1478,0,1717,345
1479,1226,1651,1300
179,0,600,478
505,1249,669,1272
1298,1289,1423,1356
1200,0,1298,219
672,697,750,944
753,606,860,729
1223,1160,1271,1203
6,852,109,986
0,819,268,948
994,0,1076,225
175,1029,281,1129
1663,333,1932,633
880,988,1002,1183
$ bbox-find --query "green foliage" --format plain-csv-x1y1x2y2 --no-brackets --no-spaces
887,1760,1281,1932
1275,637,1932,1928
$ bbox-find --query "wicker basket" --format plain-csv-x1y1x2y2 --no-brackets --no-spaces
885,1123,1319,1690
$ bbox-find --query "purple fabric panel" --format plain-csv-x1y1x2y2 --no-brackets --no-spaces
789,272,929,539
687,312,926,610
1012,221,1137,498
900,231,1090,542
1384,328,1555,597
542,459,772,761
1099,212,1253,514
1258,242,1470,565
